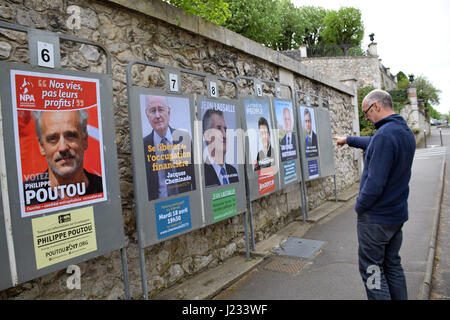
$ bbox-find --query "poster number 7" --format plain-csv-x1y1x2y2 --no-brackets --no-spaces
169,73,179,92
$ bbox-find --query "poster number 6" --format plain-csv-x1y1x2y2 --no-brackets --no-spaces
169,73,179,92
37,41,55,68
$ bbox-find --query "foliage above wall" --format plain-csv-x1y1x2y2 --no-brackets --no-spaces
166,0,365,52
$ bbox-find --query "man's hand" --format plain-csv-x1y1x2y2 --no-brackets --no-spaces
333,136,347,147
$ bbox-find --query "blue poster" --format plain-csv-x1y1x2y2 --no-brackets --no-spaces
283,160,297,184
155,196,191,239
307,159,319,180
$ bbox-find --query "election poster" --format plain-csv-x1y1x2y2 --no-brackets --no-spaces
211,187,237,222
200,99,239,188
154,196,191,240
274,100,298,184
11,70,107,218
299,106,319,158
140,94,196,201
274,100,297,162
31,206,97,269
244,99,276,196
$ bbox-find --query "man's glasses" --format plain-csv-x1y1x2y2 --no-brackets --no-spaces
363,102,375,115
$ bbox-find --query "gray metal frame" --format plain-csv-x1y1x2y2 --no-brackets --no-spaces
271,97,302,189
126,60,250,299
197,95,247,225
236,75,307,242
0,22,129,298
295,90,338,216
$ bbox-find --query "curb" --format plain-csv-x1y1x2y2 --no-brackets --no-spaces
420,158,446,299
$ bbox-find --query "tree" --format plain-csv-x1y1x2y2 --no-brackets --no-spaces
414,75,441,107
322,7,364,53
357,86,375,135
396,71,409,90
221,0,282,48
270,0,302,50
295,6,329,47
164,0,231,25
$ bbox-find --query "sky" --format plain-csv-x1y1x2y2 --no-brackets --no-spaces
291,0,450,115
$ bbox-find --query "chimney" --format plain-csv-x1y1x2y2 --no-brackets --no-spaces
368,42,378,56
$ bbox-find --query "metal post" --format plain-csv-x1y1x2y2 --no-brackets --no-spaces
139,246,149,300
424,130,427,148
440,128,443,146
243,212,250,259
120,248,131,300
333,175,338,203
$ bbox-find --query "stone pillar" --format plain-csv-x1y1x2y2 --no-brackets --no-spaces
407,84,419,130
368,42,378,56
299,44,307,58
408,84,418,106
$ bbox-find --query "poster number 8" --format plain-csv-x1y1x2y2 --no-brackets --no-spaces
210,81,218,98
256,83,262,97
169,73,179,92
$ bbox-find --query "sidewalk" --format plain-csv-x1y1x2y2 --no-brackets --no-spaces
153,129,447,300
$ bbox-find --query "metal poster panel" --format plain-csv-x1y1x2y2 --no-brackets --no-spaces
0,180,13,291
316,107,335,178
272,98,301,187
128,87,203,248
298,105,320,180
241,97,280,201
197,96,246,225
0,62,124,285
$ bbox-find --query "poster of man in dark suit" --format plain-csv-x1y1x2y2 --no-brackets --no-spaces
202,105,239,187
276,102,298,162
142,95,196,201
302,107,319,158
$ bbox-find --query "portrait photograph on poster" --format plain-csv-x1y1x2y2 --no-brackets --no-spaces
274,100,298,184
11,70,107,218
245,100,275,172
299,106,319,158
140,94,196,201
274,100,298,162
201,99,239,188
244,99,276,196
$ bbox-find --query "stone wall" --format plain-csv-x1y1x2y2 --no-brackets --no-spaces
0,0,358,299
297,56,397,91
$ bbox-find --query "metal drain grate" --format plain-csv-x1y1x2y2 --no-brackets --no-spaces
263,256,307,274
272,237,325,259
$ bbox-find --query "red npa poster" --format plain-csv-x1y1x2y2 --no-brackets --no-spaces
11,70,107,217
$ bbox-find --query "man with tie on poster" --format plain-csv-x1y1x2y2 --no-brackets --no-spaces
202,109,239,187
280,107,297,161
143,95,196,201
304,108,318,157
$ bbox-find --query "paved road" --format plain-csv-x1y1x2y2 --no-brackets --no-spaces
430,127,450,299
216,127,446,300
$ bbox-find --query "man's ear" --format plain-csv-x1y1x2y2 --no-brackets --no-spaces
83,135,89,151
38,142,46,157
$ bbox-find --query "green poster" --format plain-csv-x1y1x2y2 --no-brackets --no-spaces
211,187,237,222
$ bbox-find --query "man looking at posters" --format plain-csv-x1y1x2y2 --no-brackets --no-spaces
202,109,239,187
24,110,103,206
254,117,274,171
333,90,415,300
280,107,297,161
304,108,318,157
143,95,195,201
